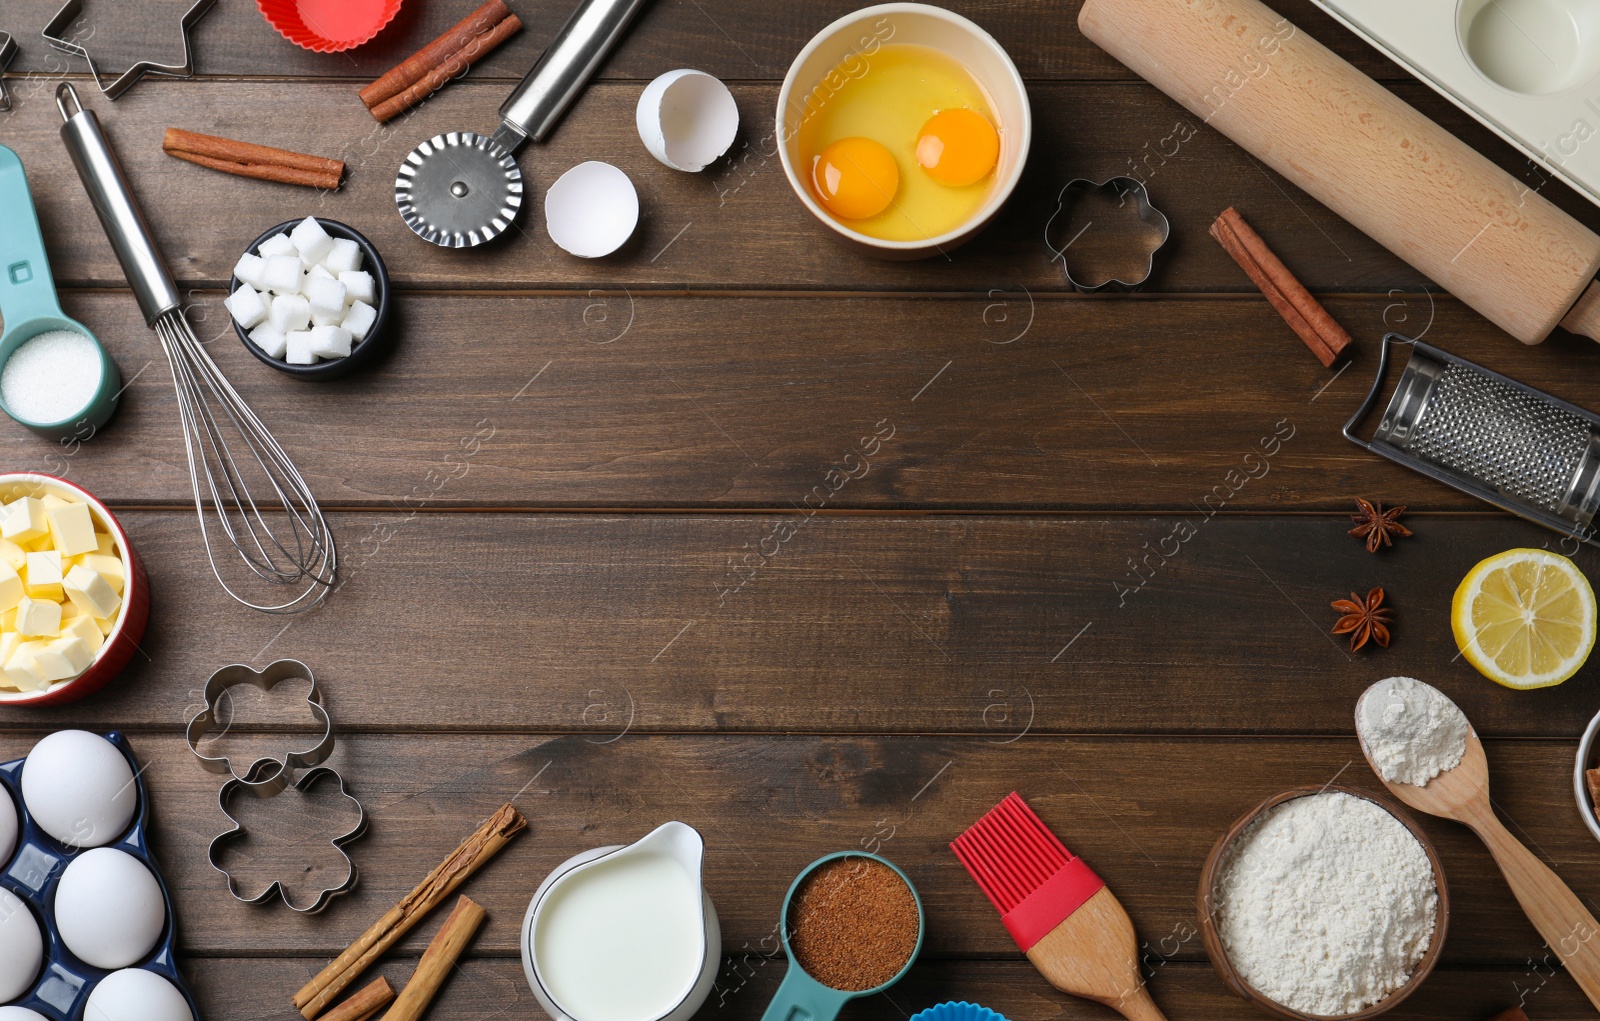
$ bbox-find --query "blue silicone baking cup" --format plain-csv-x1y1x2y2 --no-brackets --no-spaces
0,732,198,1020
909,1002,1011,1021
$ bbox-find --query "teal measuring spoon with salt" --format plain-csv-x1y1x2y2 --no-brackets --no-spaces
0,143,120,439
761,851,925,1021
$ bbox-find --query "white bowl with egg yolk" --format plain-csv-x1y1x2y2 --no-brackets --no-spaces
776,3,1032,259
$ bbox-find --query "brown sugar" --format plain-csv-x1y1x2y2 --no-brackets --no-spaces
787,856,920,991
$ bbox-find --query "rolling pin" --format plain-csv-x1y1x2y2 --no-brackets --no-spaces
1078,0,1600,345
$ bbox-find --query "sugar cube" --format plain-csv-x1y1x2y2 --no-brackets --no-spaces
290,217,334,265
323,237,362,273
285,330,317,365
262,254,304,294
46,502,97,556
308,264,335,282
311,308,342,328
341,300,377,341
224,283,269,329
2,499,47,543
0,564,21,613
24,551,62,600
307,325,353,360
258,232,296,258
64,564,119,619
305,275,347,320
233,252,269,290
268,293,312,333
16,596,61,637
339,270,375,305
248,324,289,360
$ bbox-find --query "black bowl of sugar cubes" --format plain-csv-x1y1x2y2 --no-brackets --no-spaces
225,217,391,380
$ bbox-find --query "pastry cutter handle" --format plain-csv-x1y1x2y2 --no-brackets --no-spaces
495,0,651,149
0,144,66,328
55,83,180,326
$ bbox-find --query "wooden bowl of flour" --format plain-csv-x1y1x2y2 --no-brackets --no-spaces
1197,784,1449,1021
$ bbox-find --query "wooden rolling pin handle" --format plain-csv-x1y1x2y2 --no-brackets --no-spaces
1463,804,1600,1009
1560,279,1600,341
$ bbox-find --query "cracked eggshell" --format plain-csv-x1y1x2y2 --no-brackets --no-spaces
545,162,640,259
636,69,739,172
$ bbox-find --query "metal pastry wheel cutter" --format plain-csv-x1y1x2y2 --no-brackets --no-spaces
395,0,648,248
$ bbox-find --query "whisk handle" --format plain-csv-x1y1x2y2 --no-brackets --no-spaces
56,83,180,326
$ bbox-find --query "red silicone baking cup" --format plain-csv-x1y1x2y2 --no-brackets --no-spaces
257,0,403,52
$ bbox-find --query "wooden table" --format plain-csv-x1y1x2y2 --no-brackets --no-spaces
2,1,1599,1018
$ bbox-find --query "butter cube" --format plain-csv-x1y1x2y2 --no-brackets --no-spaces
59,599,81,620
1,608,15,632
78,553,124,595
0,563,22,613
2,499,47,543
94,533,115,556
94,617,113,636
64,565,119,620
39,494,69,511
24,552,63,600
0,633,19,664
15,597,61,637
62,615,103,655
38,637,92,677
3,643,48,692
0,540,23,571
46,502,97,556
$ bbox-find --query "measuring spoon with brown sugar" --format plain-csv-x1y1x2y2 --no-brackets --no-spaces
1355,681,1600,1010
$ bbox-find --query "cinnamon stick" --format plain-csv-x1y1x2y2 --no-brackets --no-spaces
369,15,522,123
385,896,488,1021
319,978,395,1021
1587,768,1600,816
1209,206,1352,368
163,128,344,191
292,804,526,1019
359,0,522,123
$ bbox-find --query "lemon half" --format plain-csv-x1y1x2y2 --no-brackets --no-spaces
1452,548,1596,689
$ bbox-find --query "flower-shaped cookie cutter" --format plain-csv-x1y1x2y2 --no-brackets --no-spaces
187,658,335,797
42,0,216,100
1045,176,1171,293
210,760,367,914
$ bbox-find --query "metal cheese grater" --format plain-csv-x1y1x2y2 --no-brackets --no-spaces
1345,334,1600,544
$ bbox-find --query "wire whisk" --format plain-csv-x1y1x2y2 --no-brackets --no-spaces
58,84,334,612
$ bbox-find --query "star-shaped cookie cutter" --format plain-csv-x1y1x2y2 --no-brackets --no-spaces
0,34,17,112
42,0,216,100
210,761,367,914
186,658,335,798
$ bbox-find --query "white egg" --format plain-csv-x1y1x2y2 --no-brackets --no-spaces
83,969,191,1021
0,888,43,1001
0,1008,48,1020
636,69,739,172
0,783,17,864
56,847,165,968
545,162,640,259
21,730,136,848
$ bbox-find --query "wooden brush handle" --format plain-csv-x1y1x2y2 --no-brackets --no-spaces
1077,0,1600,345
1466,805,1600,1009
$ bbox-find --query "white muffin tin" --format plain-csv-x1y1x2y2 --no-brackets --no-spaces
1312,0,1600,209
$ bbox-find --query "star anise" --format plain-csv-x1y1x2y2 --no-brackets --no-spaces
1349,498,1412,553
1331,587,1393,651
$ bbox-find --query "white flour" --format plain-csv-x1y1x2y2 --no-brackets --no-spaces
1213,791,1436,1016
1357,676,1469,786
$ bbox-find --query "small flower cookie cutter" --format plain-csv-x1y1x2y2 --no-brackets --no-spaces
1045,176,1171,293
211,760,367,914
186,658,335,797
0,33,17,112
188,658,366,912
41,0,217,100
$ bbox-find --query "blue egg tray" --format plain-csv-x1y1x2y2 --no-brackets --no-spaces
0,732,197,1020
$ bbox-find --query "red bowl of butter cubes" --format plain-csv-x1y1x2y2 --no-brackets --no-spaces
226,217,391,380
0,474,148,706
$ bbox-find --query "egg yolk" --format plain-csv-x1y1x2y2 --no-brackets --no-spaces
916,109,999,187
811,137,900,220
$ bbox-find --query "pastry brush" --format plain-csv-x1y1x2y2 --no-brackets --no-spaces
951,792,1167,1021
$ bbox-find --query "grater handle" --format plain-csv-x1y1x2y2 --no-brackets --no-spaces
1342,333,1407,448
56,83,180,326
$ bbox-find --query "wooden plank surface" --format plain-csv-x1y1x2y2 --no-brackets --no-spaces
0,80,1586,292
7,731,1587,968
9,511,1600,738
11,293,1600,512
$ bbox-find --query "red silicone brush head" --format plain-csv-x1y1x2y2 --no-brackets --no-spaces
951,792,1105,951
